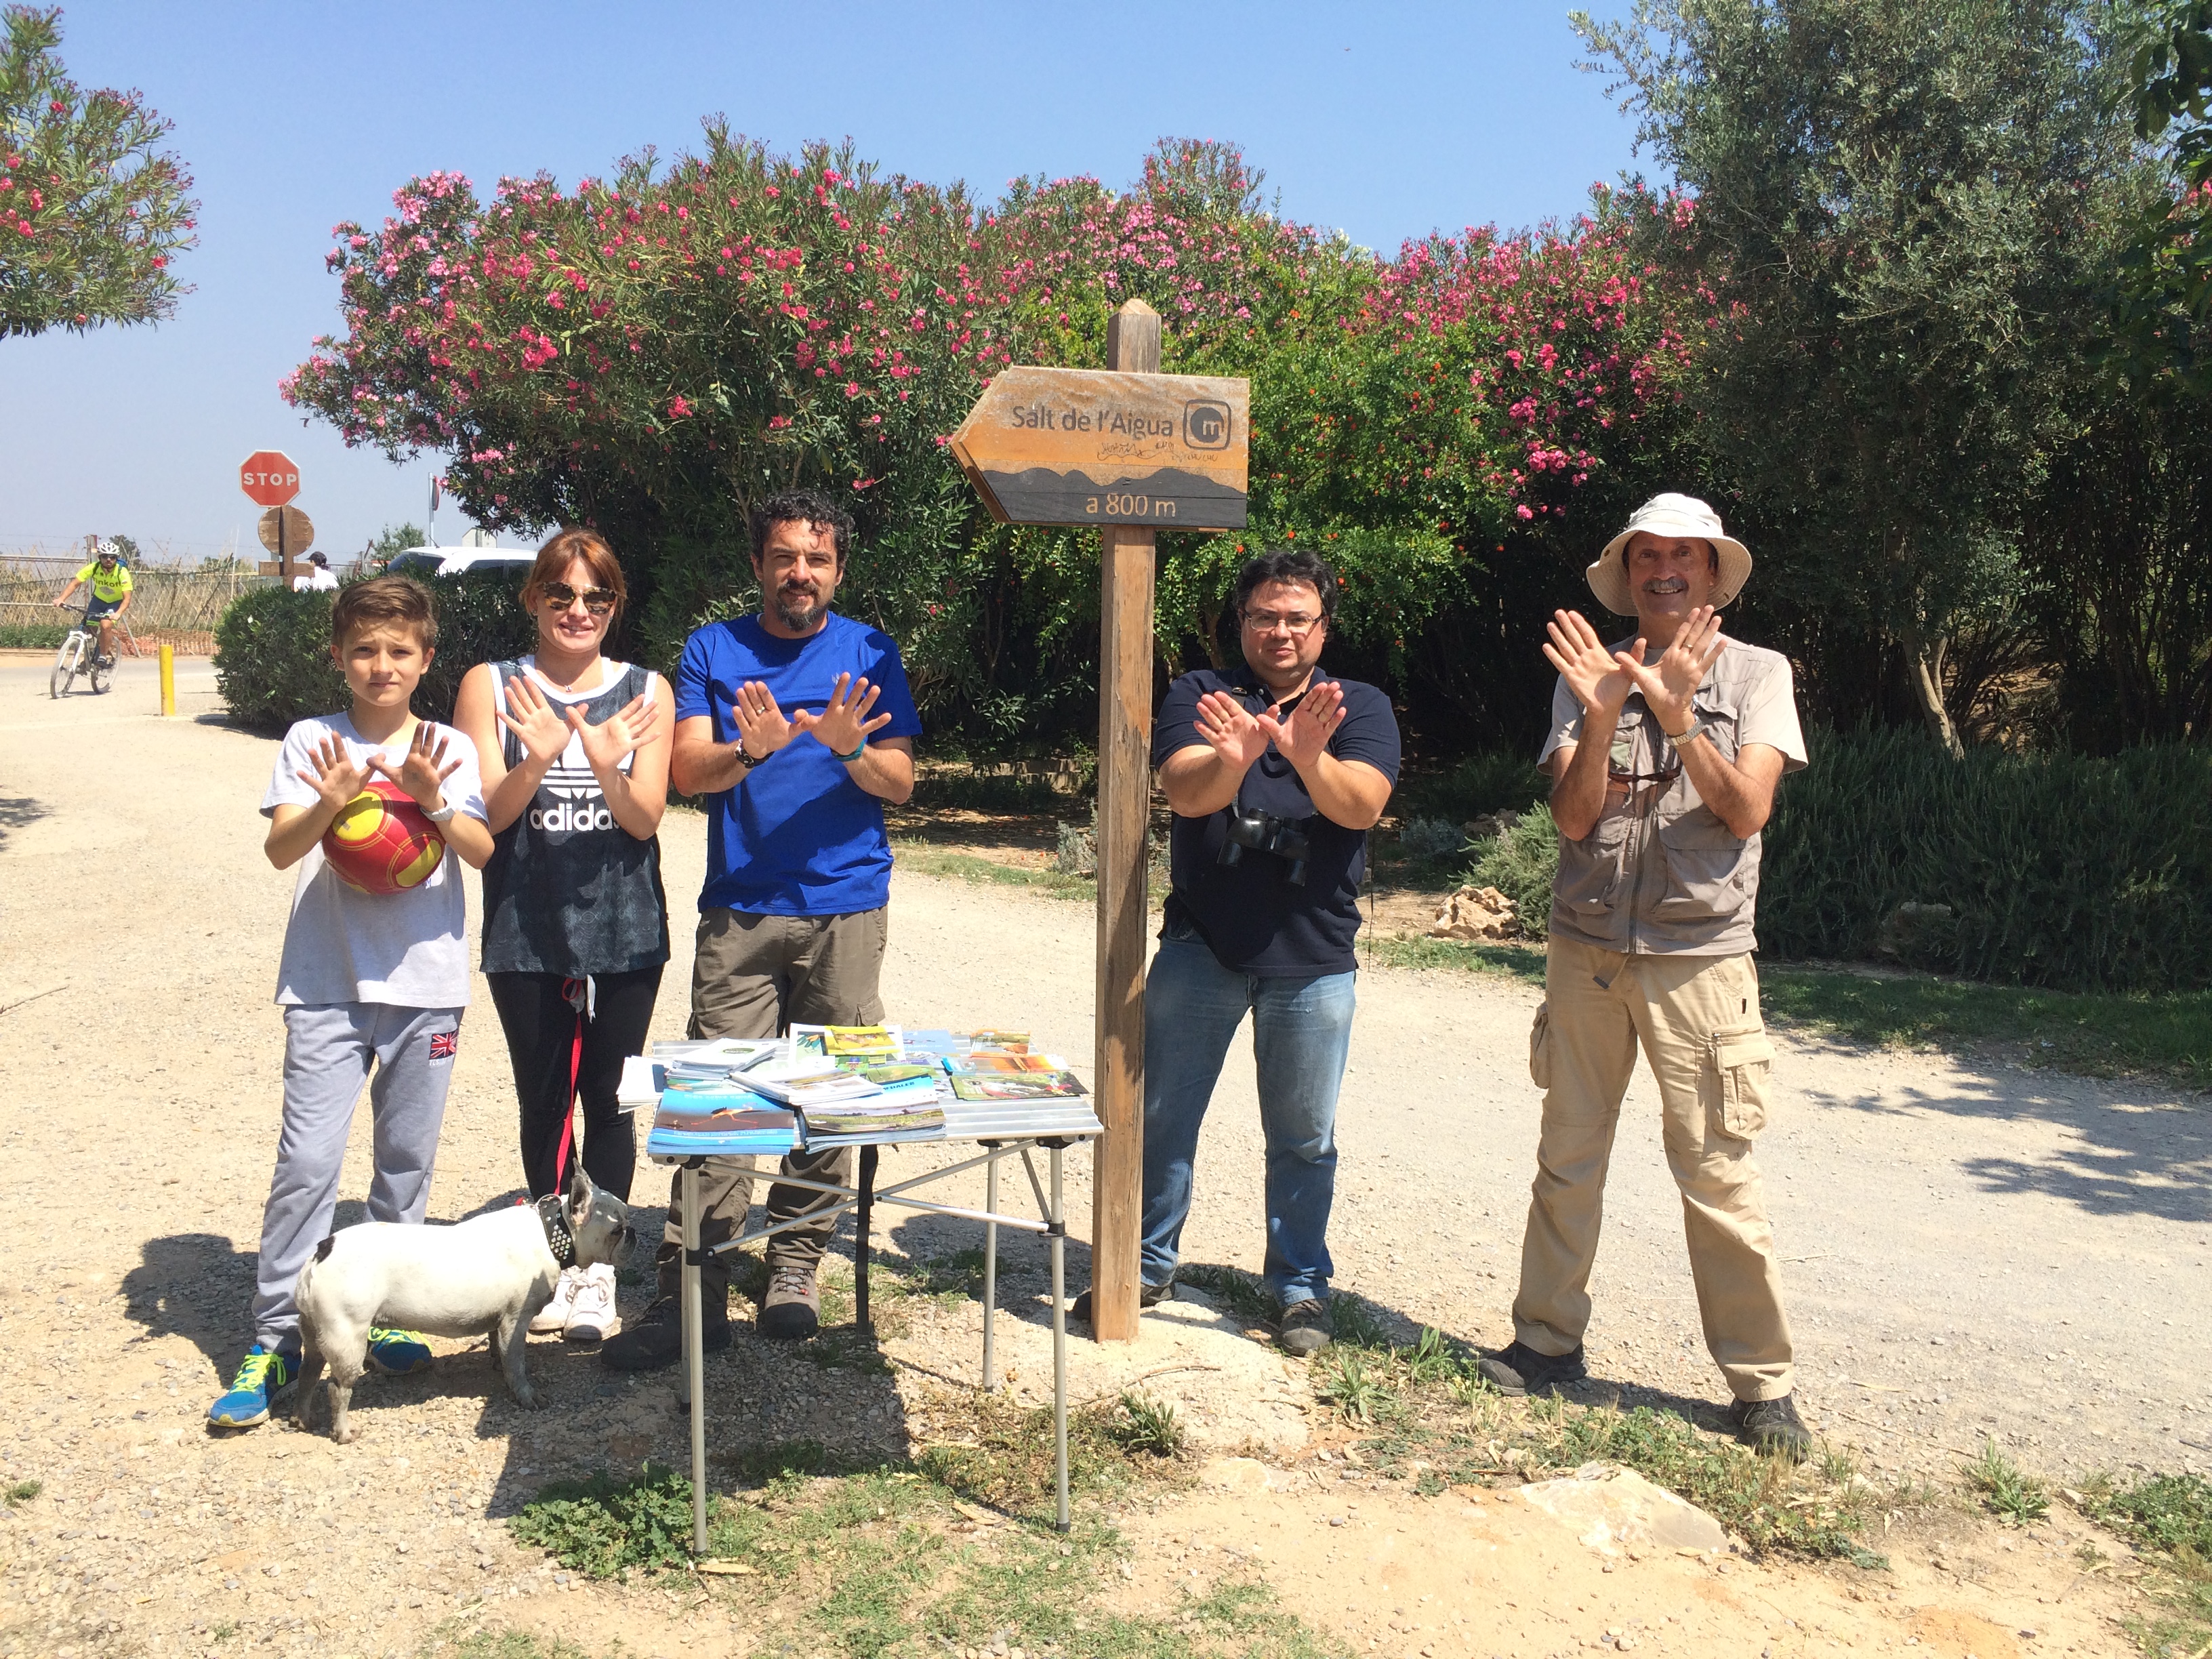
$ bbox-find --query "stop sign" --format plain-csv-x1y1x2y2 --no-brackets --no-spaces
239,449,301,507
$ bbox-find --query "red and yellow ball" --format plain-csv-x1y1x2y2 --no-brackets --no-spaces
322,781,445,895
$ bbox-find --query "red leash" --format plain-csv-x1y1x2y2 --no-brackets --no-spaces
551,977,586,1191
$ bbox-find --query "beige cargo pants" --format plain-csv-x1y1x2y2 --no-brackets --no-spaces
1513,935,1795,1401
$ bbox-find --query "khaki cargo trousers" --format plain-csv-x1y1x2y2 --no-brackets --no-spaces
1513,936,1795,1402
655,905,888,1300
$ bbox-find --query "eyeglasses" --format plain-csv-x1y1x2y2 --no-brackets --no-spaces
541,581,617,616
1242,610,1323,636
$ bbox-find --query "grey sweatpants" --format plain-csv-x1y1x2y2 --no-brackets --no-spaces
251,1002,464,1349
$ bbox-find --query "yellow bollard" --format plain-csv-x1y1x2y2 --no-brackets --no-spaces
159,644,176,716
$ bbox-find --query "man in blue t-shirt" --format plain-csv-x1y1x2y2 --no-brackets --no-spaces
603,490,920,1369
1073,549,1400,1356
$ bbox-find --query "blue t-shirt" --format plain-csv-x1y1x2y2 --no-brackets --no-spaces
1155,666,1402,977
676,613,922,916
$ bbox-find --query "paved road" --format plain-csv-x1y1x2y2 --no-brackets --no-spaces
2,655,2206,1483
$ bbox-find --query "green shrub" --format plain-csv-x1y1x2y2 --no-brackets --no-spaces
213,587,346,735
1467,801,1559,926
213,572,537,735
0,624,68,649
508,1462,697,1579
1761,728,2212,993
1398,750,1550,825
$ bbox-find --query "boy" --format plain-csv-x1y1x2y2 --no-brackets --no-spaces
209,577,495,1429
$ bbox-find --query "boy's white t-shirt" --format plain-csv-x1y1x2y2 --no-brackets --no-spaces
261,714,489,1008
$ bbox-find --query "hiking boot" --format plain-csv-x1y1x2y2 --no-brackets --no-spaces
564,1263,617,1346
1729,1393,1812,1461
1069,1279,1174,1328
365,1328,434,1376
1277,1296,1332,1357
600,1292,729,1372
1477,1340,1587,1397
531,1265,581,1335
207,1344,298,1430
758,1262,821,1341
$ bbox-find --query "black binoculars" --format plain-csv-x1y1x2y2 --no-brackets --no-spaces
1217,807,1313,886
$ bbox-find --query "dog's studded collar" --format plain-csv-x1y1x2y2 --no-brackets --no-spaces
535,1194,576,1267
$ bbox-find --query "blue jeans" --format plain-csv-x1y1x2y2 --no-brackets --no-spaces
1139,932,1357,1307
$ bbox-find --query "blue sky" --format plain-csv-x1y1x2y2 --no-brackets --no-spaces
1,2,1647,564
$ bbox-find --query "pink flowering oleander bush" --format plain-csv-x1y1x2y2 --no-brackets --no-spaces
281,131,1706,743
0,5,197,338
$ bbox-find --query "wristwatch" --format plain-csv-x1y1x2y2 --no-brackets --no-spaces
422,797,458,824
1665,717,1704,749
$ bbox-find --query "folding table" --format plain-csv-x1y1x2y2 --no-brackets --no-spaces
649,1100,1103,1551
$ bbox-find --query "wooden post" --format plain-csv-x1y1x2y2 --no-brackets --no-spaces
1091,298,1161,1343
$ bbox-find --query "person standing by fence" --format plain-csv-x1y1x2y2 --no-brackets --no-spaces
451,529,674,1347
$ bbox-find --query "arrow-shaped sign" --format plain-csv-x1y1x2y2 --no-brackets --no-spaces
948,366,1249,530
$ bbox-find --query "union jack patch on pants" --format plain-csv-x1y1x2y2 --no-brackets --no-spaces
428,1030,458,1062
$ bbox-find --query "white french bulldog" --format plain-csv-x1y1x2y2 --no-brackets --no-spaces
294,1169,636,1443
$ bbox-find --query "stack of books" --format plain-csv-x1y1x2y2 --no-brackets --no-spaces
644,1076,799,1159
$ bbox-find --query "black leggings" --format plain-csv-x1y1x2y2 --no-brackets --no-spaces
488,966,663,1202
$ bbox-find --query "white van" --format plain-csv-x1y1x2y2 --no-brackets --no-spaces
384,547,537,579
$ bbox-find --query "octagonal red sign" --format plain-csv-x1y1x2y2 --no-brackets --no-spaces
239,450,301,507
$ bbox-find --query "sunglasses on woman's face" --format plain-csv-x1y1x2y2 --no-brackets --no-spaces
541,582,617,616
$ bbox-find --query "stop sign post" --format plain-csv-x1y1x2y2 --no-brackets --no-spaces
239,451,302,581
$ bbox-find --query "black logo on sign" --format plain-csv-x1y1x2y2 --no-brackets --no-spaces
1184,400,1232,450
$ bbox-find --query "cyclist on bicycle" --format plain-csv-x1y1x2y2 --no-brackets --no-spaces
53,539,133,666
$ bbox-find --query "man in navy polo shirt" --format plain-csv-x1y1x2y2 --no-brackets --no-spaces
604,489,920,1367
1075,548,1400,1355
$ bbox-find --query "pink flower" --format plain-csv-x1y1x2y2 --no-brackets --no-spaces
668,395,692,417
1515,505,1534,520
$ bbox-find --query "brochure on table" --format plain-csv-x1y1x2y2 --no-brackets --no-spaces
639,1025,1097,1159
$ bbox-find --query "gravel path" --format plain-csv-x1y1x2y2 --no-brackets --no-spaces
0,654,2205,1658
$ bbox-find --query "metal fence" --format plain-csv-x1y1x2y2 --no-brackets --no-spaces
0,552,276,634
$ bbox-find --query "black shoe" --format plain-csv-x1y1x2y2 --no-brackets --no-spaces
1277,1297,1332,1357
1069,1279,1174,1327
1729,1393,1812,1461
598,1293,729,1372
757,1263,821,1342
1477,1340,1587,1397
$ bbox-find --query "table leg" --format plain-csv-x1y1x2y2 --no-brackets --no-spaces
682,1160,707,1555
981,1148,999,1391
855,1144,879,1329
1050,1143,1068,1533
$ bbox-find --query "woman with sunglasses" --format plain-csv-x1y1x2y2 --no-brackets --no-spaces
453,527,673,1343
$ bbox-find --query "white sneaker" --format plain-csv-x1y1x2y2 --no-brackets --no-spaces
565,1262,617,1345
531,1265,581,1335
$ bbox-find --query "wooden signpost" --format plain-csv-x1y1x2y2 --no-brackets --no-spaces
256,506,314,579
949,300,1250,1343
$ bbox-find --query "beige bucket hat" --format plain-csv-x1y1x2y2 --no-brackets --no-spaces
1586,492,1752,615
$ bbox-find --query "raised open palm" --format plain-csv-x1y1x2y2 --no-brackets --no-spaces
1543,609,1639,716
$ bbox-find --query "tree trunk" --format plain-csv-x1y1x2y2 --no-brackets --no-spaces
1906,635,1965,758
1197,606,1227,670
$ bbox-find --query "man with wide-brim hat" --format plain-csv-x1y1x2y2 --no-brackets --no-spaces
1477,491,1814,1459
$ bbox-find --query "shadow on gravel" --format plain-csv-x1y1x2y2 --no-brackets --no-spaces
0,794,47,848
121,1233,259,1373
1813,1068,2212,1224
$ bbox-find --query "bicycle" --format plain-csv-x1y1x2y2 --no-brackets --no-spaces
49,605,114,699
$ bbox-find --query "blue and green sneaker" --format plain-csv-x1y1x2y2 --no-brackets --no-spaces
365,1328,434,1376
207,1345,298,1429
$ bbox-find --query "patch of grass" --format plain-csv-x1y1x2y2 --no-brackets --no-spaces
3,1480,40,1505
2076,1472,2212,1658
1291,1322,1884,1565
509,1462,700,1579
1326,1291,1392,1349
1362,938,2212,1092
1359,935,1547,983
892,840,1097,901
1759,969,2212,1091
1109,1391,1188,1458
916,1390,1187,1517
1177,1262,1279,1324
912,768,1085,817
1965,1437,2050,1525
0,624,68,650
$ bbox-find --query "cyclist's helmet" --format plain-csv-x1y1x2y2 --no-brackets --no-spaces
93,539,121,563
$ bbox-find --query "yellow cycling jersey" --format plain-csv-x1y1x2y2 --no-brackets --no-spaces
75,561,133,604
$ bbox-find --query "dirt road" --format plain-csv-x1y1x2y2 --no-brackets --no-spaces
1,655,2204,1658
